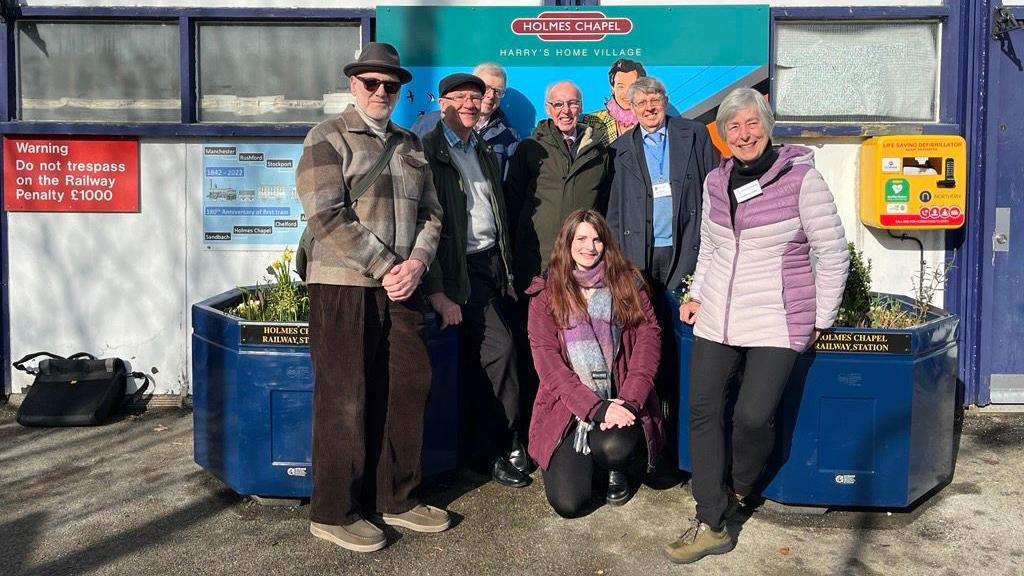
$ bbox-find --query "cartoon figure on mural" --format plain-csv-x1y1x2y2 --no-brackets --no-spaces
587,59,647,146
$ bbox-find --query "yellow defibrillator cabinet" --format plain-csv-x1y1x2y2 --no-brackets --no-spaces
859,135,967,230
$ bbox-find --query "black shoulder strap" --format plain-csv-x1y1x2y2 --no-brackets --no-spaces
348,132,403,205
12,352,65,374
125,371,154,407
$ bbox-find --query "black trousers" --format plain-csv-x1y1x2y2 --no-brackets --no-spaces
512,299,539,449
542,424,646,518
649,246,680,466
688,337,798,531
459,248,520,465
308,285,432,526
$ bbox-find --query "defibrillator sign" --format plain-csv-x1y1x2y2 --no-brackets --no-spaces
859,136,967,230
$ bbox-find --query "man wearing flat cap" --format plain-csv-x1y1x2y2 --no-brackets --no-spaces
296,42,447,553
412,62,521,178
421,73,530,489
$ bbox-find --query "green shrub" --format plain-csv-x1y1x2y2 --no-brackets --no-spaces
836,242,872,328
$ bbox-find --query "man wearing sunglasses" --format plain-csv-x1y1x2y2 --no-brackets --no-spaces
505,80,612,297
420,73,529,489
412,62,521,178
297,42,447,553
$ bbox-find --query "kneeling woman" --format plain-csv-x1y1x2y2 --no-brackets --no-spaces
525,209,665,518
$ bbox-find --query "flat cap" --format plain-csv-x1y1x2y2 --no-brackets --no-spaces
438,73,485,97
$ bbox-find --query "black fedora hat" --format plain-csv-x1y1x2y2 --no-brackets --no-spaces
343,42,413,85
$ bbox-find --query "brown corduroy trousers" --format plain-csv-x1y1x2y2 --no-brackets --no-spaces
308,284,432,526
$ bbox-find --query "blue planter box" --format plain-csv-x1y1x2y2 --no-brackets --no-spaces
192,288,458,498
671,293,959,508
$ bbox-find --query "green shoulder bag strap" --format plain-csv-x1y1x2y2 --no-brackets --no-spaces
296,132,404,281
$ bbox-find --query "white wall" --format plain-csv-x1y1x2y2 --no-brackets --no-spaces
8,139,309,395
8,142,190,395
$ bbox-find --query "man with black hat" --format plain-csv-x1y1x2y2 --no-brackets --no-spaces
411,62,521,178
421,73,530,488
296,42,447,553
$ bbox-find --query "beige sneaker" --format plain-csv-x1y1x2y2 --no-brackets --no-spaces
377,504,451,533
663,519,735,564
310,519,386,553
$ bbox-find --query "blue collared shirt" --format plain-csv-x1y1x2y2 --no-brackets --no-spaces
641,123,670,184
642,122,673,247
442,121,477,152
442,121,497,253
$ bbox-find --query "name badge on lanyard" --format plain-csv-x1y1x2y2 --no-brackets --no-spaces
732,180,764,203
652,182,672,199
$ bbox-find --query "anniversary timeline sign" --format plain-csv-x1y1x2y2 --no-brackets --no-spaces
241,323,309,346
812,331,912,354
202,142,304,250
3,136,140,212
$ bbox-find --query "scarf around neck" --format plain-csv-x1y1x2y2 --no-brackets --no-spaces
354,101,390,140
563,262,621,454
605,97,637,136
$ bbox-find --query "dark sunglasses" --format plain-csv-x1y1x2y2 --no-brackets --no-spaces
355,76,402,95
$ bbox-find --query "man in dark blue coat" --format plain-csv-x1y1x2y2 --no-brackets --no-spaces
607,76,716,296
606,76,717,470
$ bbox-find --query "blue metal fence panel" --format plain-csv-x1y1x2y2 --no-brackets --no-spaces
1,14,10,395
947,0,992,406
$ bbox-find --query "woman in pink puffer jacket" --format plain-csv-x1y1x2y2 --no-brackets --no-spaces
664,88,849,565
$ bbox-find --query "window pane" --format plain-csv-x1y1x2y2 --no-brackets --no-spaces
198,23,360,124
774,21,939,122
18,21,181,123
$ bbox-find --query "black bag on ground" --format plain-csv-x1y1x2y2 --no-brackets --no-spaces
13,352,150,427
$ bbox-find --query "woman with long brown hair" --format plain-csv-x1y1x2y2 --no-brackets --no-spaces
525,209,665,517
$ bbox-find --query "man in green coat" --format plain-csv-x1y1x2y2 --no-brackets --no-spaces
504,80,612,295
422,73,530,488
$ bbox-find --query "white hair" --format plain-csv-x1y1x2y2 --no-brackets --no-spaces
715,87,775,141
544,80,582,102
472,62,507,83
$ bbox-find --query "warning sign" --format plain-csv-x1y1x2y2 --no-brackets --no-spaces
3,136,140,212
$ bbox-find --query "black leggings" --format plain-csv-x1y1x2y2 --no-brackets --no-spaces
543,424,646,518
689,337,798,530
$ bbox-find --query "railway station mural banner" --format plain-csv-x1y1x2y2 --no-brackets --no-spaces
201,143,303,250
378,5,769,140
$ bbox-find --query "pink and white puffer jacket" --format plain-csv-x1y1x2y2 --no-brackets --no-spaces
689,144,849,352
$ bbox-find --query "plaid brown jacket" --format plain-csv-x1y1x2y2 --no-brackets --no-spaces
296,105,442,287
